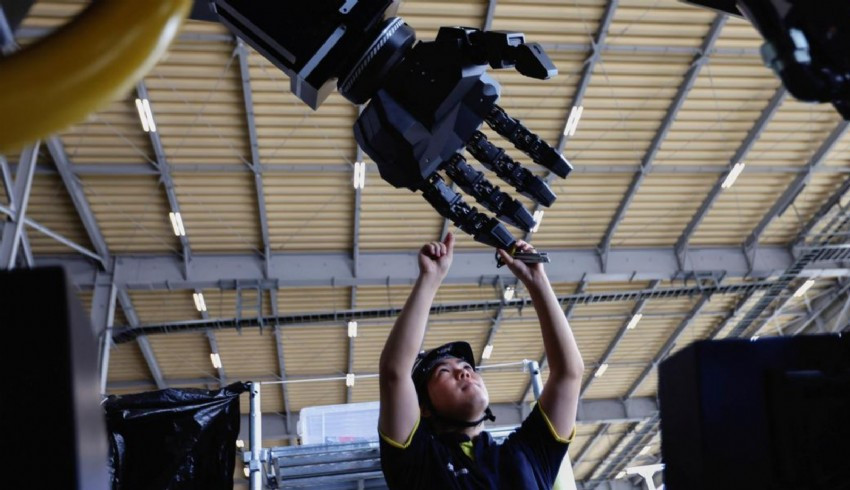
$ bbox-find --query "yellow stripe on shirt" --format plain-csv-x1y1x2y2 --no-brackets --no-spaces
379,418,421,450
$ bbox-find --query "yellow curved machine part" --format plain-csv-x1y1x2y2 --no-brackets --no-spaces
0,0,193,153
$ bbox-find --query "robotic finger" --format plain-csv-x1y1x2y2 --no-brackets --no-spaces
466,131,556,207
443,153,535,231
419,173,517,250
486,105,573,178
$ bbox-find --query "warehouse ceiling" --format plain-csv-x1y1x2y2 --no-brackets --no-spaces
3,0,850,484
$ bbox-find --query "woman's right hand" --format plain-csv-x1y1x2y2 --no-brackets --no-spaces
418,232,455,280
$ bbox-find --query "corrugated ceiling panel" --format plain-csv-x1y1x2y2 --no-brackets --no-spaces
356,285,417,309
148,332,218,380
264,172,353,251
281,326,347,376
531,174,639,248
172,173,261,251
398,0,488,41
606,316,680,364
493,0,607,44
146,41,250,167
568,423,602,460
129,290,197,324
433,284,501,304
25,170,93,254
653,55,779,165
352,376,380,404
107,341,151,383
352,323,391,373
360,177,443,250
19,0,85,30
762,175,848,245
59,95,156,166
570,316,623,367
689,172,794,245
81,175,178,252
287,381,346,412
237,388,284,415
582,363,643,399
480,370,529,404
611,173,719,246
713,14,762,49
107,386,158,397
217,329,279,379
823,130,850,168
279,286,351,313
607,1,716,48
572,422,634,480
249,51,356,166
488,317,544,364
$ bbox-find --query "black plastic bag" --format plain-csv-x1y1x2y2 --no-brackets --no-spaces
104,382,249,490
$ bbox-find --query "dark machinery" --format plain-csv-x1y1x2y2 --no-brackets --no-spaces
682,0,850,120
207,0,571,251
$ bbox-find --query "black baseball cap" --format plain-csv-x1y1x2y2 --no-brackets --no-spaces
411,341,476,406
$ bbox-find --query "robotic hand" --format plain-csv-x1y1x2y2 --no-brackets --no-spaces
209,0,572,251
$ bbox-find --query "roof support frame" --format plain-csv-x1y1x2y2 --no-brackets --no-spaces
270,291,295,442
235,40,273,278
0,142,39,269
580,280,659,398
743,120,850,255
0,155,34,267
136,81,192,279
675,86,787,263
598,14,727,270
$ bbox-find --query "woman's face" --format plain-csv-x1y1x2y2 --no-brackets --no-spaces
426,356,490,421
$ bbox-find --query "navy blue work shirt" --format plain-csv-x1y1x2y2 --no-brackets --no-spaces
379,404,574,489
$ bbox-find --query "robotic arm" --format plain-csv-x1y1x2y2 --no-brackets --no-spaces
210,0,572,251
682,0,850,120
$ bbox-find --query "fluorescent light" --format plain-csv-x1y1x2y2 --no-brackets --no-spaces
243,467,250,478
169,212,186,236
531,210,544,233
793,279,815,298
616,471,626,479
594,363,609,378
721,162,745,189
142,98,157,133
345,373,355,387
639,444,652,455
135,98,150,132
235,439,244,448
193,292,207,312
353,161,366,189
503,285,515,301
347,320,358,338
482,344,494,360
626,313,643,330
563,105,583,137
210,352,222,369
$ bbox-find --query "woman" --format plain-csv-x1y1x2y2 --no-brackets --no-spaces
378,232,584,489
